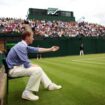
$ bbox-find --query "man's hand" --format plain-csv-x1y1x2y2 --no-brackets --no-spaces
38,46,60,53
50,46,60,52
31,64,40,67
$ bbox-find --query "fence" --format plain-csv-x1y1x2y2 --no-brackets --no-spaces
3,36,105,58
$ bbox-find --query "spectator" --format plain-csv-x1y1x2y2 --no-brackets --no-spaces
0,18,105,38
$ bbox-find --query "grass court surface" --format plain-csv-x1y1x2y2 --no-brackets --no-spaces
8,54,105,105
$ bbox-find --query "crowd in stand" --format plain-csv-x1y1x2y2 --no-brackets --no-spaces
0,18,105,37
0,18,23,33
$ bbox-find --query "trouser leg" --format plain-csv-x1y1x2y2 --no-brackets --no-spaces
36,67,52,88
9,66,52,91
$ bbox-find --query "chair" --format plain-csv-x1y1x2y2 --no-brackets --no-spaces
2,59,24,94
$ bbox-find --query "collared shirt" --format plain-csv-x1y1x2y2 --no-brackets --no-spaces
6,40,39,69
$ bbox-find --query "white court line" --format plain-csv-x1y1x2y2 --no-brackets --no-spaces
72,60,105,65
72,57,105,62
72,56,105,65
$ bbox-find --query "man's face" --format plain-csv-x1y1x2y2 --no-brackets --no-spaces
26,33,34,44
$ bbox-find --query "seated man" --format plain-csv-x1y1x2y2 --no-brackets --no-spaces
6,31,62,101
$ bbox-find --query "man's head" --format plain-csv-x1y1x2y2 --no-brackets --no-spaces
22,31,34,45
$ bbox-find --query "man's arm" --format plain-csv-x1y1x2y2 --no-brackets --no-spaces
38,46,60,53
27,46,60,53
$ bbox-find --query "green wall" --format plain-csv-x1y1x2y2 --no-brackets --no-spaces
5,37,105,58
28,37,105,58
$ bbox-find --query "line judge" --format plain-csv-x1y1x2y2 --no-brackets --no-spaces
6,31,62,101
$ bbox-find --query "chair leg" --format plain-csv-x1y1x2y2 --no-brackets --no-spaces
5,93,8,105
0,99,3,105
7,77,9,95
6,77,9,105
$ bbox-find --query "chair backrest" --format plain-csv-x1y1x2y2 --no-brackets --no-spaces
2,58,24,79
2,59,9,74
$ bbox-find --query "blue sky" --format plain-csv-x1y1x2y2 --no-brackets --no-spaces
0,0,105,25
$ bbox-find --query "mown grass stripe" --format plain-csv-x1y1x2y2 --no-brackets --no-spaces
34,60,105,85
39,63,105,100
8,54,105,105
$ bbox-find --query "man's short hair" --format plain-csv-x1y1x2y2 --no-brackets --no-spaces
22,31,32,40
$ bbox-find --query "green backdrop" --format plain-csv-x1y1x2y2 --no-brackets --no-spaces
0,34,105,70
5,36,105,58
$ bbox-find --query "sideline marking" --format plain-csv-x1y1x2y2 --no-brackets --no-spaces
72,57,105,61
72,60,105,65
72,57,105,64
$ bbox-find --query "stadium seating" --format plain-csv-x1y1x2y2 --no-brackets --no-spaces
0,18,105,38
